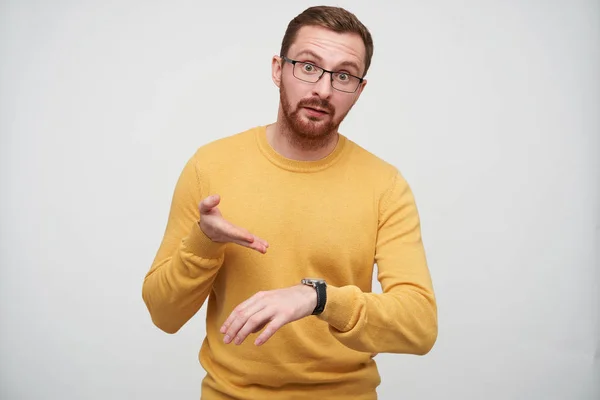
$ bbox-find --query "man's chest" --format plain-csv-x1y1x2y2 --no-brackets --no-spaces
212,173,380,287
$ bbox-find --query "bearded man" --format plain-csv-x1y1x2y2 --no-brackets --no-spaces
142,5,438,400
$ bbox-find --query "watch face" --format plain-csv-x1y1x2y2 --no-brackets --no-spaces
302,278,325,285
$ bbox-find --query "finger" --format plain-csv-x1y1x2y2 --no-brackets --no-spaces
233,308,275,345
205,210,268,251
219,292,264,338
251,320,268,333
232,233,269,253
246,235,269,253
216,217,268,246
199,195,220,214
230,237,268,254
254,317,287,346
236,232,269,251
236,242,267,254
254,236,269,249
220,221,255,244
222,224,268,253
223,302,266,345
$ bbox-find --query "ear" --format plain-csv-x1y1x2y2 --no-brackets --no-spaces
352,78,367,106
272,55,283,88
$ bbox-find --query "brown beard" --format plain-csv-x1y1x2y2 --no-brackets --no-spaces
279,81,348,152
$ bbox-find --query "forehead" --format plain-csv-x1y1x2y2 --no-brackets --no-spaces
287,25,366,76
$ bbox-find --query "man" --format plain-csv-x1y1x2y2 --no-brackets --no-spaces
142,5,437,400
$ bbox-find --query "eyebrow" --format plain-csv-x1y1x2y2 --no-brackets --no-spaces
294,50,362,76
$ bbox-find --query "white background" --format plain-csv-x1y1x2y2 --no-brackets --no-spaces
1,1,598,399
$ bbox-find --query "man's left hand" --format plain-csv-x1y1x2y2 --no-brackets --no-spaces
220,284,317,346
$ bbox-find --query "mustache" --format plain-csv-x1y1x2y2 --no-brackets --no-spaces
297,98,334,113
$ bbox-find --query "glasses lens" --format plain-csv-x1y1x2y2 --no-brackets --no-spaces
332,73,359,93
293,62,322,83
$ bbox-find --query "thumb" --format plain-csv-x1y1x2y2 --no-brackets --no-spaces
199,194,220,214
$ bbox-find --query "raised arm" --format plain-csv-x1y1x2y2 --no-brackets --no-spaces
142,153,268,334
318,172,438,355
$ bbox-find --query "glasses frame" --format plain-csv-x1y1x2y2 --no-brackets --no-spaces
280,55,364,93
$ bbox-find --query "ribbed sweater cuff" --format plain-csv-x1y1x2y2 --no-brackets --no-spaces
317,285,359,332
183,222,227,260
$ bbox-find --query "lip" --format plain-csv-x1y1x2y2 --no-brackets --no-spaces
303,106,329,115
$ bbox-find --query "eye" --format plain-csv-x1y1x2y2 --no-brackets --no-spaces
302,63,316,72
337,73,349,81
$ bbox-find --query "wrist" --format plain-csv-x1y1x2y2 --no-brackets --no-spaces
299,284,318,313
187,222,226,259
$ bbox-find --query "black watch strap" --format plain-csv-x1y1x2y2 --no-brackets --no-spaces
312,281,327,315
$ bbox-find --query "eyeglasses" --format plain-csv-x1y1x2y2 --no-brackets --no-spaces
280,55,363,93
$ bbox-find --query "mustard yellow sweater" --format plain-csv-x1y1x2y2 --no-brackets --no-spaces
142,125,437,399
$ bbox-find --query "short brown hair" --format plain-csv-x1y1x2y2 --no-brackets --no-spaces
280,6,374,77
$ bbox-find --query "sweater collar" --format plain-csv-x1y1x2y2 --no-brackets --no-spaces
255,125,348,173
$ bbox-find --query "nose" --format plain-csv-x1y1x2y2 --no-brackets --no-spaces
311,72,333,99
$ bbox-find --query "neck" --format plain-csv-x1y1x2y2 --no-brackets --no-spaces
266,112,339,162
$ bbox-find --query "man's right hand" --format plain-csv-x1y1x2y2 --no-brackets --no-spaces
198,194,269,254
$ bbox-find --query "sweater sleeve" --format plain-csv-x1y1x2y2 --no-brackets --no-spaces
142,152,226,334
317,172,438,355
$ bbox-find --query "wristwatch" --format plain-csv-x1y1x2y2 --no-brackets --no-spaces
301,278,327,315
